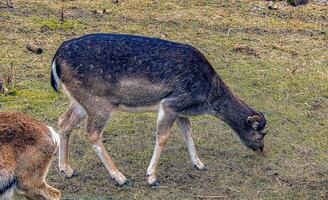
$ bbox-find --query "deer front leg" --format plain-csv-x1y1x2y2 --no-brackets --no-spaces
58,101,86,177
176,117,207,170
86,111,128,186
147,102,177,188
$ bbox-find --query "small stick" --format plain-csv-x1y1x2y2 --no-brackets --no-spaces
0,75,7,94
191,194,225,199
6,64,15,88
26,42,43,54
60,5,64,22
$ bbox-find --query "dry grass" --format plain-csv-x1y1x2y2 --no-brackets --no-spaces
0,0,327,199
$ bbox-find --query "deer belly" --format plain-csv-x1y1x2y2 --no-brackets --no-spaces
113,78,171,110
117,103,159,113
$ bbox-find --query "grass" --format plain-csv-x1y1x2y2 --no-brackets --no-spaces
0,0,327,199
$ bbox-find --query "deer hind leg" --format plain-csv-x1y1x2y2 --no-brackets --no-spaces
86,110,128,186
176,117,206,170
147,101,177,187
58,101,86,177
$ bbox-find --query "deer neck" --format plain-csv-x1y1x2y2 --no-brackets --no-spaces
209,78,257,132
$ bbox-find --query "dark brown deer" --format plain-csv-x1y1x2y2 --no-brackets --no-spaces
51,34,267,188
0,112,60,200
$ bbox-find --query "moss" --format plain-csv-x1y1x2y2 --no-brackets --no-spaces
32,17,83,32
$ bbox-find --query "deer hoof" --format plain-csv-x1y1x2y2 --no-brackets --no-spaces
194,164,208,171
60,169,78,178
148,181,160,189
118,179,133,187
71,171,79,177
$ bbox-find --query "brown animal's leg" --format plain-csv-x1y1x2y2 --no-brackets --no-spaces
18,141,60,200
22,182,60,200
58,101,86,177
176,117,206,170
146,101,177,187
86,110,127,186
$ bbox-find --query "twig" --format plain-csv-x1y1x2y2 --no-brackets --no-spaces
288,10,292,23
227,28,231,36
6,64,15,88
226,186,241,193
0,74,7,95
253,5,265,10
191,194,225,199
60,0,65,22
26,42,43,54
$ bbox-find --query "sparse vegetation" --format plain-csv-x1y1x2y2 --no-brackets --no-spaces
0,0,327,199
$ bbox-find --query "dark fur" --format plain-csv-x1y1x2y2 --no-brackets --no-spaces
51,33,266,149
0,171,16,195
52,34,216,111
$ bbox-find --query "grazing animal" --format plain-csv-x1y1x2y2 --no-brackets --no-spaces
51,33,267,187
0,112,60,200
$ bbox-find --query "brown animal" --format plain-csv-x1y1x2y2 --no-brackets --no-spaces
0,112,60,200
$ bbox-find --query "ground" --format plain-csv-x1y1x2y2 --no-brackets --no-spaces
0,0,327,199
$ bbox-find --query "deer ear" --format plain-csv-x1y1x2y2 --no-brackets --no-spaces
247,115,261,129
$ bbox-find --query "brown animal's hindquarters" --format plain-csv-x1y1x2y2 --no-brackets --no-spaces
15,126,60,200
0,112,60,200
147,101,177,186
17,148,60,200
58,101,86,177
176,117,206,170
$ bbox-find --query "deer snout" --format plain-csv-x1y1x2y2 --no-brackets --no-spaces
247,138,264,153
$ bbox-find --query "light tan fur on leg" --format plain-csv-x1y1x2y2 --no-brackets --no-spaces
147,101,177,185
58,101,86,177
176,117,205,170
